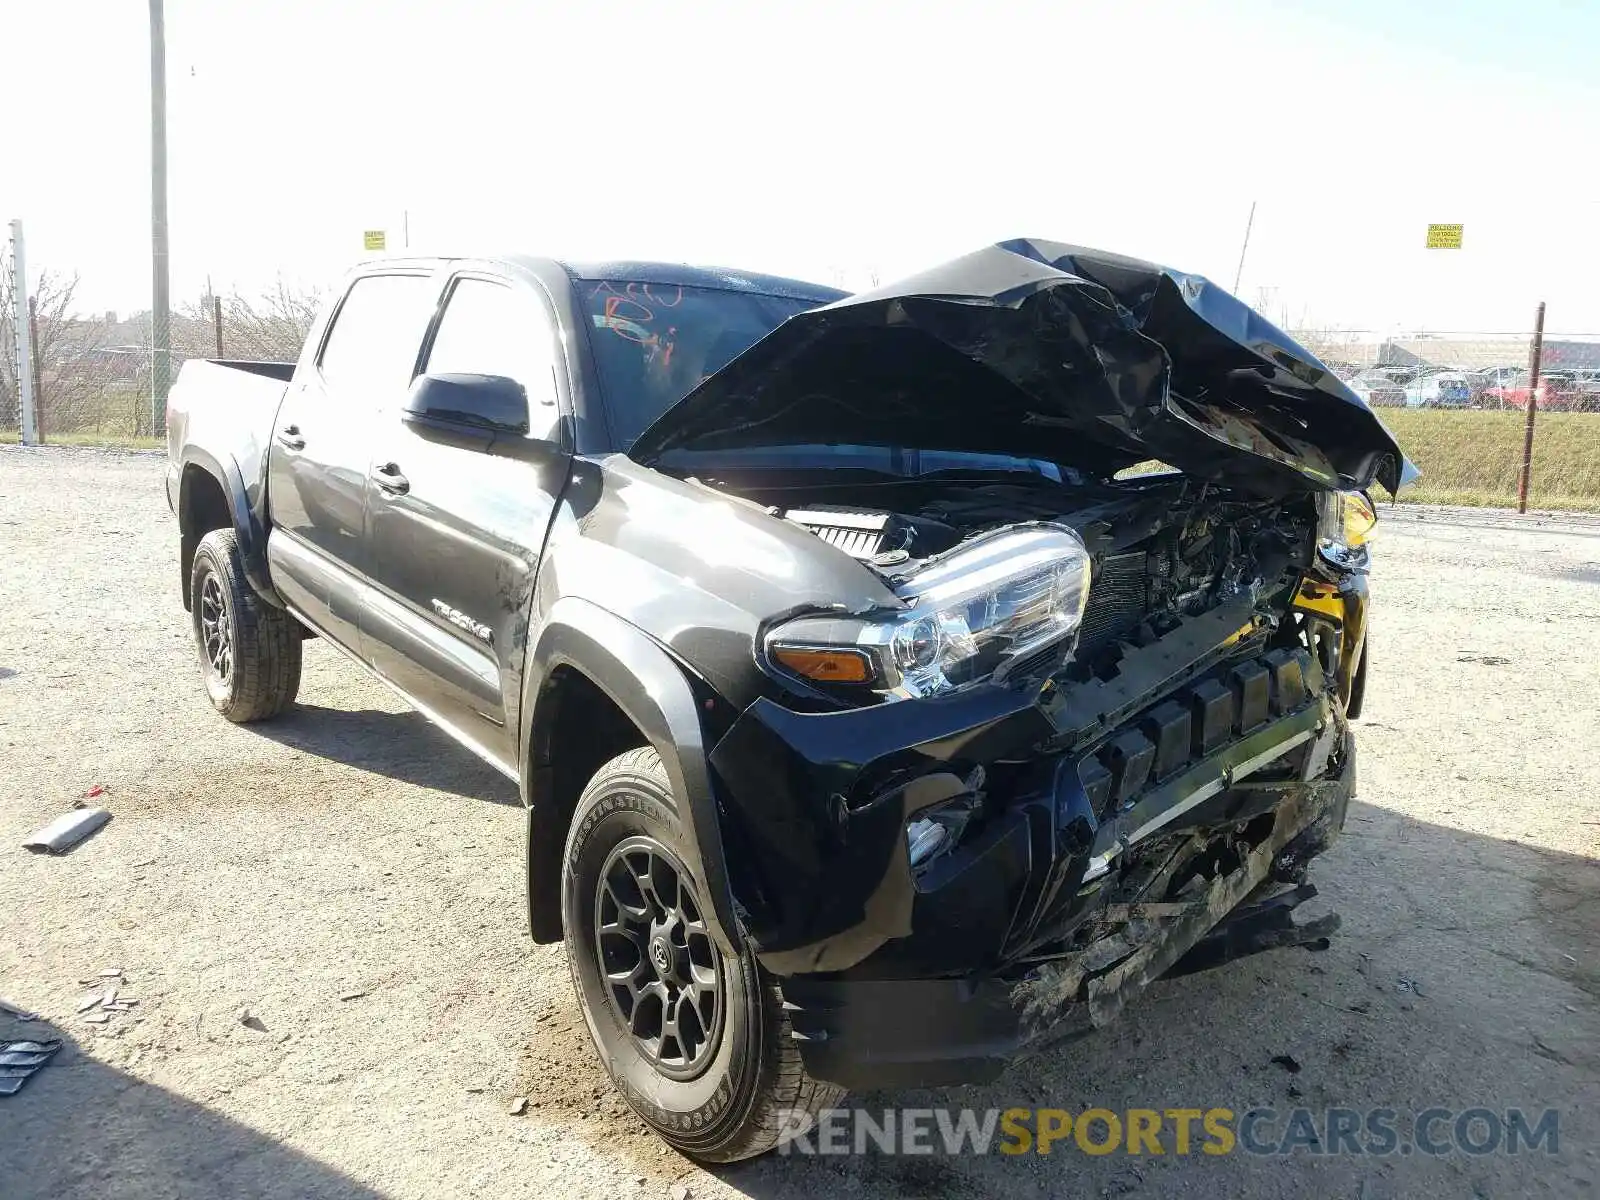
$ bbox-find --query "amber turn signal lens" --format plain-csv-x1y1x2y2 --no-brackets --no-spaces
1343,493,1378,545
771,646,874,684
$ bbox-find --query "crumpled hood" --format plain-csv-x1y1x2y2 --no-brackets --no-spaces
630,238,1409,496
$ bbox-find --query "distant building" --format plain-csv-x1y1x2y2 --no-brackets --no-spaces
1298,332,1600,373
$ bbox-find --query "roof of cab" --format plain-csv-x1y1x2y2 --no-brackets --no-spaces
540,256,846,304
353,254,845,304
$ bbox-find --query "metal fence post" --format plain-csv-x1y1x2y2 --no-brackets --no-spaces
9,219,38,445
28,295,43,440
1517,301,1546,514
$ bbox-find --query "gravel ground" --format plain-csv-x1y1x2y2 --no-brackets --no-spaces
1,445,1597,1199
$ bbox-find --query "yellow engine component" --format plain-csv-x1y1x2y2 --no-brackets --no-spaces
1293,578,1345,622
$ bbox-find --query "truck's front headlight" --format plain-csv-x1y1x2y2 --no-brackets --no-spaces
1317,489,1378,572
766,524,1093,699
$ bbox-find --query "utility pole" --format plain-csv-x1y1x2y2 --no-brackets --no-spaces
149,0,171,436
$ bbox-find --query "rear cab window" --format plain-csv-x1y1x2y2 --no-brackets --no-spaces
317,273,440,401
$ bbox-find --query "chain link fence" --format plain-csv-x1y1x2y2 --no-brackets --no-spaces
3,234,320,442
1287,327,1600,510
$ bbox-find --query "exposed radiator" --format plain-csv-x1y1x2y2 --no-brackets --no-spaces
1079,551,1148,651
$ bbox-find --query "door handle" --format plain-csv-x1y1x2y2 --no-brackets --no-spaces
371,463,410,496
276,424,306,450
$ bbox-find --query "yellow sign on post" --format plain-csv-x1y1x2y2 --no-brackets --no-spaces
363,230,387,252
1425,224,1464,249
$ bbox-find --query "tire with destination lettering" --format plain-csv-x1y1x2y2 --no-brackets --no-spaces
561,747,842,1161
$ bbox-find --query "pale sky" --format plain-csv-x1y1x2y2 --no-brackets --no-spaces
7,0,1599,334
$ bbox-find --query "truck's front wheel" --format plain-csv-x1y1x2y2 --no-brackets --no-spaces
190,529,301,722
562,747,842,1161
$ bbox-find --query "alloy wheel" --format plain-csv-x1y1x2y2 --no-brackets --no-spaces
593,837,725,1081
198,572,232,684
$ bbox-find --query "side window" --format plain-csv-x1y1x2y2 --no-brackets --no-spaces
424,278,561,436
318,274,439,400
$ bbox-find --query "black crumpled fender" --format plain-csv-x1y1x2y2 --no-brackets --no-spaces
518,595,739,954
708,686,1055,973
177,445,278,609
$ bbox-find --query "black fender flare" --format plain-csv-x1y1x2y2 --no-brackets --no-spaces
519,596,740,954
178,446,280,608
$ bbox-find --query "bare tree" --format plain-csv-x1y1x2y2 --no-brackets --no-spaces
180,278,325,362
0,268,113,435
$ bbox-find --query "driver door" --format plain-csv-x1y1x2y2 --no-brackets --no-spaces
360,272,570,771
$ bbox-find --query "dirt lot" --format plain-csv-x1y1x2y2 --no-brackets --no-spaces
2,445,1598,1199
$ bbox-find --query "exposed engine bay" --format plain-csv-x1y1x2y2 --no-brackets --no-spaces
695,469,1321,676
701,464,1360,1070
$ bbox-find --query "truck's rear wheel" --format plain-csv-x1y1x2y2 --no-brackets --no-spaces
561,747,843,1162
190,529,301,722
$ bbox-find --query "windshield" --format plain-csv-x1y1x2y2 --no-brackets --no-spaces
580,280,819,448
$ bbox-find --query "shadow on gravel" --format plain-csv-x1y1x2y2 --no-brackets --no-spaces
0,1016,384,1200
252,704,520,805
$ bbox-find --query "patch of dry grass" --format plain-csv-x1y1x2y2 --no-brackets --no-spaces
1,429,163,450
1380,409,1600,511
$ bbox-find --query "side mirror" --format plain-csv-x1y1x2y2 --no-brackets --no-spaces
402,373,530,445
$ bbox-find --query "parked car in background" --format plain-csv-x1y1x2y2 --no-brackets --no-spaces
1486,372,1581,411
1468,366,1522,407
1403,371,1472,408
1344,373,1407,408
1569,370,1600,412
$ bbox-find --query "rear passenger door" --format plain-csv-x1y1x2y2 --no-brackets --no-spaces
266,271,440,655
360,273,570,771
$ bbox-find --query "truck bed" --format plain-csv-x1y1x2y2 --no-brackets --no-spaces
165,358,297,525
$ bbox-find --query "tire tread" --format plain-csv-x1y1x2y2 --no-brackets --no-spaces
192,529,301,722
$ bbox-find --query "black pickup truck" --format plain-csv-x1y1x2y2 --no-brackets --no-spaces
166,239,1409,1161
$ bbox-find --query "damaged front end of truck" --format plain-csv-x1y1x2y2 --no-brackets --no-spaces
632,239,1409,1090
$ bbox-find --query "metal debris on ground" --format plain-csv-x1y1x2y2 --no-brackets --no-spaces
338,990,368,1002
0,1039,63,1096
1396,976,1426,997
22,807,112,854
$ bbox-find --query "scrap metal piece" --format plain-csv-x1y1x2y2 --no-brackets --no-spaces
23,807,112,854
0,1039,63,1096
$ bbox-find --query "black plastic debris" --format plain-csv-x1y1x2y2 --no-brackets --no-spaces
0,1039,63,1096
1270,1053,1303,1074
23,807,112,854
